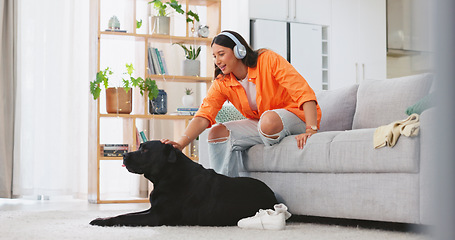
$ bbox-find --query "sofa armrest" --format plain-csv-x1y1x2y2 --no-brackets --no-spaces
419,107,437,224
419,107,436,133
420,107,435,127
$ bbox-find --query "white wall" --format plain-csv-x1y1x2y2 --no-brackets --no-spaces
221,0,250,44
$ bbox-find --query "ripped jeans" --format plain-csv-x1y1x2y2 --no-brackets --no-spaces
208,109,307,177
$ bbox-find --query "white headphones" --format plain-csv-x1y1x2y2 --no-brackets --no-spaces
218,32,247,59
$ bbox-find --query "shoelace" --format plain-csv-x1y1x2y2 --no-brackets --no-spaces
258,209,266,229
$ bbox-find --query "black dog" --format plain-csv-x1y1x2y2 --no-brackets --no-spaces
90,140,278,227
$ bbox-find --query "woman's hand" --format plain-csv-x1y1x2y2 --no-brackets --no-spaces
297,101,318,149
160,139,184,151
159,117,209,152
295,131,316,150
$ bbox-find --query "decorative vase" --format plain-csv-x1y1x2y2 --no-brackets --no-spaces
182,94,195,107
182,59,200,76
151,16,170,35
105,87,132,114
107,15,121,30
149,89,167,114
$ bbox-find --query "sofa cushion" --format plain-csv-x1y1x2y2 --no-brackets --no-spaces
316,84,358,132
329,128,419,173
244,131,341,173
244,128,419,173
352,73,433,129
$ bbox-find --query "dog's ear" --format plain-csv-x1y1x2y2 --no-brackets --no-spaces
164,144,177,163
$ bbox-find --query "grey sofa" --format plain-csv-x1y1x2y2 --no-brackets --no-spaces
199,73,435,224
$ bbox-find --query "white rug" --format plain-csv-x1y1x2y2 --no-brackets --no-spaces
0,209,428,240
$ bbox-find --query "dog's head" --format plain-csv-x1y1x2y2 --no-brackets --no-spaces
123,141,178,181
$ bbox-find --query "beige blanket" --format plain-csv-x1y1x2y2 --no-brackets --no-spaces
373,113,420,149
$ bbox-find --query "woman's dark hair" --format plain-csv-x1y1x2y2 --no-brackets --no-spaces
211,30,264,79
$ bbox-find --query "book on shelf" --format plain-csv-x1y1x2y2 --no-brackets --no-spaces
177,107,199,111
151,48,156,75
101,144,128,150
159,50,168,74
100,144,129,157
140,131,148,143
135,128,140,149
154,48,165,74
103,150,128,157
104,29,127,33
150,47,161,75
148,47,168,75
177,107,199,116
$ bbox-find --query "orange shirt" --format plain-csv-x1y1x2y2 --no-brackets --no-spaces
195,50,322,128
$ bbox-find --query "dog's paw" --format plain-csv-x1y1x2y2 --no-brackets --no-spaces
90,217,115,227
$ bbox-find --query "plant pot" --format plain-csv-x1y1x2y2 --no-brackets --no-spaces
105,87,132,114
182,94,195,107
151,16,170,35
149,89,167,114
182,59,200,76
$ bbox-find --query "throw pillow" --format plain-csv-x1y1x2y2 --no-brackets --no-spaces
215,105,246,123
316,84,359,132
406,92,436,115
352,73,433,129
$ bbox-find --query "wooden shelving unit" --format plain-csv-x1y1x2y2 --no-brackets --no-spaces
88,0,221,204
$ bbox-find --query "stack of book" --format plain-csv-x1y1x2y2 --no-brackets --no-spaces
148,47,168,75
101,144,129,157
177,107,199,116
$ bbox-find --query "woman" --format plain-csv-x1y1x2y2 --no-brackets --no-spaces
162,30,321,177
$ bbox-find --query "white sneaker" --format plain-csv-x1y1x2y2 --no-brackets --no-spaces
237,204,292,230
273,203,292,220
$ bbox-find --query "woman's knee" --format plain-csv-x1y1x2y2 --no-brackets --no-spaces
208,124,230,143
259,111,283,138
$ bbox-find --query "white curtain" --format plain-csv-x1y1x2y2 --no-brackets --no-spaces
0,0,15,198
13,0,89,198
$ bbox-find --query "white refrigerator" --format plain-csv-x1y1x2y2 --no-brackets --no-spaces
250,19,323,91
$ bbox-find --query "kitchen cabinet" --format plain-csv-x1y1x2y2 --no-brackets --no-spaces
250,19,287,59
251,19,325,91
330,0,386,89
249,0,331,26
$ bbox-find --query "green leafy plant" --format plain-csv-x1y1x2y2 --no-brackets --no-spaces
89,64,159,101
123,63,159,99
186,10,199,24
174,43,201,60
141,78,159,100
148,0,199,24
185,88,193,95
149,0,184,17
122,63,141,92
90,67,112,100
136,19,142,29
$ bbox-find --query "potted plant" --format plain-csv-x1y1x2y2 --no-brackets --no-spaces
107,16,121,31
182,88,194,107
89,64,159,114
148,0,183,35
148,0,200,35
174,43,201,76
